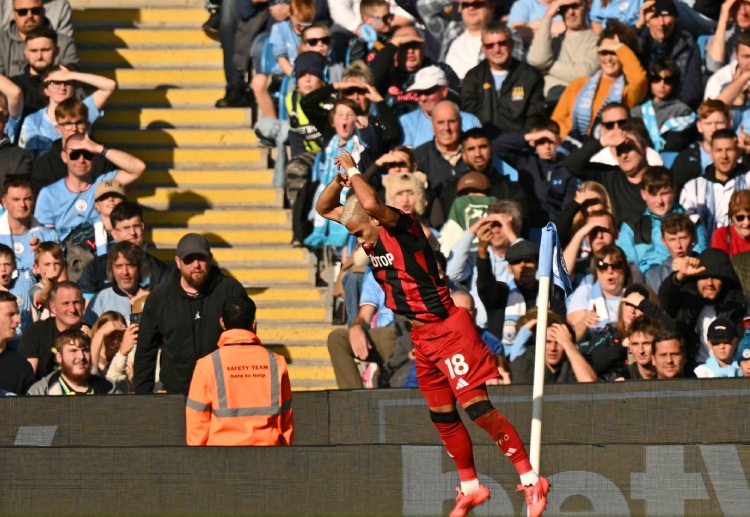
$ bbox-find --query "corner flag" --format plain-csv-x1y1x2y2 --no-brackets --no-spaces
538,222,573,296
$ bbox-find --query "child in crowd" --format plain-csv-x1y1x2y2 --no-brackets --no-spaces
30,241,65,323
694,318,742,378
0,243,32,335
92,179,126,256
348,0,393,64
19,66,116,158
617,166,707,273
631,58,697,153
251,0,316,118
644,213,697,293
737,332,750,377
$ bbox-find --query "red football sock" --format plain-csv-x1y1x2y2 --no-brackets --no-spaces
474,409,533,475
433,419,477,482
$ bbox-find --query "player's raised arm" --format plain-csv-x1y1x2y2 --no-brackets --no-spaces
314,172,349,223
335,149,399,228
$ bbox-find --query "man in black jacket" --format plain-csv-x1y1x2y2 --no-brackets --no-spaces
133,233,249,395
636,0,702,109
462,21,545,138
658,248,746,369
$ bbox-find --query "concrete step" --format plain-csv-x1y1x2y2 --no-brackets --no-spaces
246,287,325,303
143,209,289,227
96,128,256,147
152,247,309,264
139,170,272,186
107,88,226,108
147,227,292,246
129,187,283,209
258,325,338,342
79,48,223,68
72,8,206,26
126,148,263,167
71,0,203,7
98,108,251,128
75,28,216,48
95,68,224,87
255,306,325,322
266,344,330,361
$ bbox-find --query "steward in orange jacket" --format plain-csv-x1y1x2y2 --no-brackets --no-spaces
186,297,293,446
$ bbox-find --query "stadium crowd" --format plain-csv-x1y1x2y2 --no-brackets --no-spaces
210,0,750,388
3,0,750,402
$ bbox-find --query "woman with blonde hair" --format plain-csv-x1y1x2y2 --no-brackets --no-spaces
89,311,137,393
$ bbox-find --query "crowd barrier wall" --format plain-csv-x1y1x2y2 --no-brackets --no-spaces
0,379,748,516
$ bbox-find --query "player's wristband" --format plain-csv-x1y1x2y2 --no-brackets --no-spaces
347,167,362,178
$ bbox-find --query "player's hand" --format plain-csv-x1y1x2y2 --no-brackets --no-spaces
335,148,357,173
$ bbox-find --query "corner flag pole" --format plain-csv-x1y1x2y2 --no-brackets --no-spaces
530,223,573,473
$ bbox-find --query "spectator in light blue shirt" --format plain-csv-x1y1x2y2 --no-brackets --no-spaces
399,66,481,148
19,66,115,158
34,133,146,241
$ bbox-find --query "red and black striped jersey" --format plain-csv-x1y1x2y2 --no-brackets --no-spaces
363,208,455,323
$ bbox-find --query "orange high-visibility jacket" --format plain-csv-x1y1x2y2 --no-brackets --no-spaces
185,328,293,446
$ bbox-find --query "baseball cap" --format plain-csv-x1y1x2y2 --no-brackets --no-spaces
176,233,211,260
457,172,491,195
505,240,540,264
406,66,447,92
294,51,327,81
707,318,738,343
95,179,126,201
651,0,677,17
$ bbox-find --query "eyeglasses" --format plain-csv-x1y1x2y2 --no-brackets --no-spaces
602,119,628,130
460,0,488,9
182,254,209,265
649,74,675,85
734,214,749,222
58,121,89,131
304,36,331,46
373,14,394,24
483,40,510,50
45,80,75,88
386,161,408,168
68,149,94,161
116,223,145,233
597,50,616,57
15,7,43,16
596,260,625,272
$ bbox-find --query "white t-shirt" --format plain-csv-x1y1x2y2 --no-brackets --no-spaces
695,305,717,365
445,31,483,80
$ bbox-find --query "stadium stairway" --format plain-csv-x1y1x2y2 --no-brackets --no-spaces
69,0,338,390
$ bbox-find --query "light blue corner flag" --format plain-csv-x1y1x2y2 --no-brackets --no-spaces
538,222,573,296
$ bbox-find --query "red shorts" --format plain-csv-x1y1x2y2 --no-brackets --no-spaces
410,306,499,407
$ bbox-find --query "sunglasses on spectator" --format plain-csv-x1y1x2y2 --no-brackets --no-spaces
304,36,331,46
15,7,43,16
58,121,89,131
597,50,616,57
373,14,394,24
734,214,750,222
342,87,368,95
416,85,443,96
596,260,625,272
649,73,675,85
615,141,637,155
622,301,641,310
560,3,584,10
386,161,408,168
68,149,94,161
460,0,489,9
45,80,75,88
601,119,627,130
483,40,510,50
